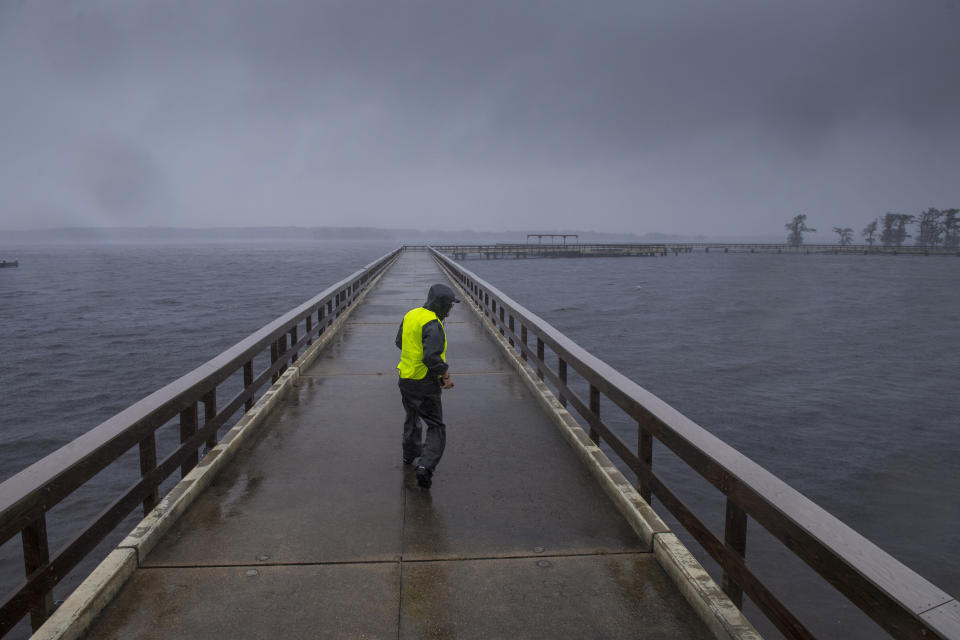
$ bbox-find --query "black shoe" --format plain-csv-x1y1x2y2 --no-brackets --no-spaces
415,466,432,488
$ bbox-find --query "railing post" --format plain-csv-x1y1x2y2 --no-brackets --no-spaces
558,357,567,407
278,334,288,375
498,306,505,336
203,389,218,450
536,339,545,381
508,315,515,347
290,326,299,363
270,340,279,383
139,434,159,514
722,498,748,608
589,385,600,443
520,325,528,361
306,315,313,346
318,307,326,335
243,360,254,412
180,402,199,477
638,417,653,503
22,515,54,631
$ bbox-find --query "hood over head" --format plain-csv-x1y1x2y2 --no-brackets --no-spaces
424,283,460,317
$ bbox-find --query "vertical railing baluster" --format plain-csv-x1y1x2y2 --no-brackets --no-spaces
498,306,505,336
557,356,567,407
180,402,199,477
558,358,567,407
306,314,313,346
22,515,53,631
278,334,288,376
203,389,217,450
318,307,326,336
243,360,254,412
638,416,653,503
537,339,545,381
722,498,748,608
139,434,159,514
271,340,280,383
589,385,600,443
290,326,299,363
520,325,528,361
508,315,515,347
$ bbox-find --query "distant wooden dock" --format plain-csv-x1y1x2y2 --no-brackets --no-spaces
430,244,668,259
427,243,960,259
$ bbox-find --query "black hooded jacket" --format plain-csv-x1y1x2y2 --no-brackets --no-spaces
395,284,458,379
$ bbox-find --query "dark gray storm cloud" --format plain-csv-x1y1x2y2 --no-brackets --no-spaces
1,0,958,236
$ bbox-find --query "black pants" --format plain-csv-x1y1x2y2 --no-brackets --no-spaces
399,377,446,472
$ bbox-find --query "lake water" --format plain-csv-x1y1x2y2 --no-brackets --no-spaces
0,241,394,639
466,251,960,639
1,243,957,639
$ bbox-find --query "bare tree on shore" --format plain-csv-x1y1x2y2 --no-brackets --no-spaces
820,207,960,251
862,219,878,247
880,213,915,247
786,214,815,247
943,209,960,250
833,227,854,245
916,208,945,248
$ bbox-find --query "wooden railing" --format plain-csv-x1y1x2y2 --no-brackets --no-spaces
0,248,401,636
430,248,959,640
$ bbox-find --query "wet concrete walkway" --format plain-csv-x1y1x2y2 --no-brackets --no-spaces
82,251,713,639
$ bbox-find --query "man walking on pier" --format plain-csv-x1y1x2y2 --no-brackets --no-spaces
396,283,459,488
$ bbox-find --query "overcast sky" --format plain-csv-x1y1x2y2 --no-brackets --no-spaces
1,0,958,236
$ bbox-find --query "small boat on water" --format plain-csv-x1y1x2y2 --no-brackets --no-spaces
0,259,19,268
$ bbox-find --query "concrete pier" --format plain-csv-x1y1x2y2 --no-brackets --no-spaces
70,251,716,639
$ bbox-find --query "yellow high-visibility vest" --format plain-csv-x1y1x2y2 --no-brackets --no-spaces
397,307,446,379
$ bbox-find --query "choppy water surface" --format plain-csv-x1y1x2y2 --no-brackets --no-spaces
467,251,960,639
0,245,957,638
0,241,392,639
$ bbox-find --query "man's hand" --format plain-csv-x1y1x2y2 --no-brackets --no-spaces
441,374,454,389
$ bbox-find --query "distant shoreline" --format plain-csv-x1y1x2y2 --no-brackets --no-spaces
1,226,792,245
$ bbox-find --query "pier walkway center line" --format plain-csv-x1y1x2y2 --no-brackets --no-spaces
66,250,716,639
